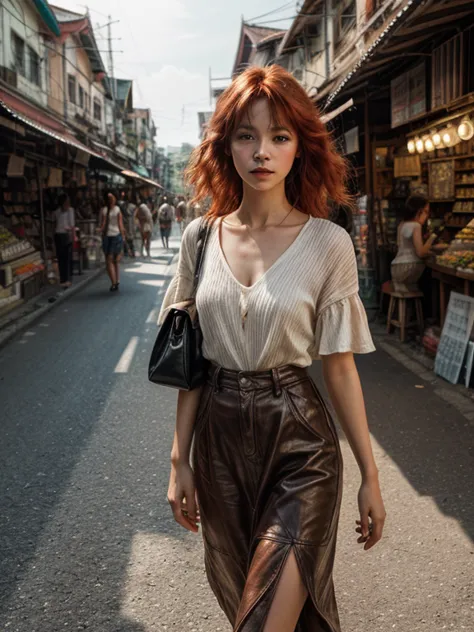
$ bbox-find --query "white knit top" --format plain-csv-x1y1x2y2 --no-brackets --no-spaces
159,217,375,371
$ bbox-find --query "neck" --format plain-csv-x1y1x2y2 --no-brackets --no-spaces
236,182,292,228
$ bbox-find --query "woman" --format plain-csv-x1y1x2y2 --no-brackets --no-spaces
98,192,125,292
391,194,436,293
135,199,154,257
158,197,174,249
159,66,386,632
54,193,75,288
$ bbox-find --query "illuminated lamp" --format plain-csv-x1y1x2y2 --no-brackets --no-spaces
407,139,416,154
458,118,474,141
432,131,442,147
415,137,424,153
441,128,452,146
424,137,435,152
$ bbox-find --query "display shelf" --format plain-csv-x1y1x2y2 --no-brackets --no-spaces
455,168,474,172
456,182,474,185
429,199,455,203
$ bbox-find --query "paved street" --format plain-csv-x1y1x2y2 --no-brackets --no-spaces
0,228,473,632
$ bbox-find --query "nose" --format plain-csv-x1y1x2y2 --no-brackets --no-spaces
254,141,270,162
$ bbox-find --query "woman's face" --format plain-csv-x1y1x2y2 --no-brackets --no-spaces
417,204,430,225
230,98,299,193
108,193,116,208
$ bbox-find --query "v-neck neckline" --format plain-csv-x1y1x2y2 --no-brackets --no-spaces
216,215,313,291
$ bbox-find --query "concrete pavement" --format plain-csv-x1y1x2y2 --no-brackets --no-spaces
0,228,472,631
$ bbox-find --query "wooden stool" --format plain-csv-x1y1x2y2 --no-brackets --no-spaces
386,289,424,343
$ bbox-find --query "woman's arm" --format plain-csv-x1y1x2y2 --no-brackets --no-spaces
118,211,126,239
168,387,203,533
322,352,386,550
412,223,436,258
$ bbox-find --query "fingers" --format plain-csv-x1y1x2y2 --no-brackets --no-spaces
355,515,386,550
168,496,199,533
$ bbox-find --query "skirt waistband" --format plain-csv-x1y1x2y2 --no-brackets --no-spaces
207,362,309,397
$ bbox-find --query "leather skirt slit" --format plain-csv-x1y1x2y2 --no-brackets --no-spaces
192,363,343,632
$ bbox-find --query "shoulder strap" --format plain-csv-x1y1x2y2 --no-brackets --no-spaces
191,219,211,297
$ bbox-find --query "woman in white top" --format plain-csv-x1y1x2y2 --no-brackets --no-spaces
391,194,436,293
159,66,386,632
54,194,75,288
98,192,126,292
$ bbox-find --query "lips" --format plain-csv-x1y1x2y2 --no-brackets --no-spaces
250,168,274,174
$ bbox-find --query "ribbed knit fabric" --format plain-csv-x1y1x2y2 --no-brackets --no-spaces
158,217,375,371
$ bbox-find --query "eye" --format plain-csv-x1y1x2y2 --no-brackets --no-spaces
274,135,290,143
237,134,253,140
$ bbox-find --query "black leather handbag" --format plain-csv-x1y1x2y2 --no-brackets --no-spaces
148,219,211,390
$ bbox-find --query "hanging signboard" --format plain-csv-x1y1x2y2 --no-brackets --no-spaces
409,63,427,119
391,73,409,128
391,62,426,128
434,292,474,384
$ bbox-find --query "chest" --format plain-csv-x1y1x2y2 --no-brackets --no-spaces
219,223,307,288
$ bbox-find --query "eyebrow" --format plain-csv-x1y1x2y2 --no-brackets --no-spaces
236,124,292,134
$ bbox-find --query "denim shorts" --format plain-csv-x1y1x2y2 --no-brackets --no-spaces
102,235,123,256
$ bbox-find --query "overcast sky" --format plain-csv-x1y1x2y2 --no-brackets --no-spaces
56,0,296,149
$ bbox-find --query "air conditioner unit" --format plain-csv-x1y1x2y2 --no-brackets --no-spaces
0,66,18,88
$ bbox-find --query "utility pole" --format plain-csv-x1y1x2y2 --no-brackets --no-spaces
107,15,117,145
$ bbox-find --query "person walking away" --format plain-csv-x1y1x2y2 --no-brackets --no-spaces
176,196,188,234
158,198,174,249
135,199,154,257
99,192,125,292
160,65,386,632
118,193,134,258
391,194,436,292
54,194,75,288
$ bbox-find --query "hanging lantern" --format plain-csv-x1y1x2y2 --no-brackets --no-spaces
424,136,435,152
458,118,474,141
441,128,452,146
407,139,416,154
432,131,442,147
415,137,424,153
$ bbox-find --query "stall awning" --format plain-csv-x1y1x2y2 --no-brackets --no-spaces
0,90,123,172
121,169,163,189
132,163,151,178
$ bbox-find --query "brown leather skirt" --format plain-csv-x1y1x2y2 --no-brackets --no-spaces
192,363,343,631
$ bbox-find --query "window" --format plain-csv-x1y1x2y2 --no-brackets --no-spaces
93,98,102,121
335,0,357,42
12,31,25,76
28,46,41,86
84,91,90,112
79,85,85,108
68,74,76,104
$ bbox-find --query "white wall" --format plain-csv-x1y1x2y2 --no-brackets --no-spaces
0,0,50,107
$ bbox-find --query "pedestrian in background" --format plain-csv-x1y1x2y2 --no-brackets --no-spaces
98,192,125,292
54,193,75,289
158,197,174,249
135,199,154,257
175,196,187,234
161,65,385,632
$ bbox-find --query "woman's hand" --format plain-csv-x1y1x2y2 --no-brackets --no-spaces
167,461,200,533
356,476,386,550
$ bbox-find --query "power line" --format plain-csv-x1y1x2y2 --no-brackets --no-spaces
246,1,295,23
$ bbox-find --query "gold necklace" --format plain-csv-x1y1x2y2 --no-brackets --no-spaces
222,206,295,229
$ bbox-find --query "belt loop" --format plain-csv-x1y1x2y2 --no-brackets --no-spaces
271,368,282,398
212,366,222,393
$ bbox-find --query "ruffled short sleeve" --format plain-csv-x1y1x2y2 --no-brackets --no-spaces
311,293,375,358
311,227,375,357
157,218,201,325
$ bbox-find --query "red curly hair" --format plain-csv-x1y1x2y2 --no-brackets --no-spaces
185,65,352,219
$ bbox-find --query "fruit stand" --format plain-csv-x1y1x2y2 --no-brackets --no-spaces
428,222,474,326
